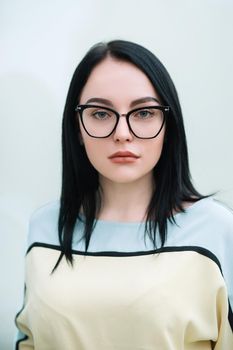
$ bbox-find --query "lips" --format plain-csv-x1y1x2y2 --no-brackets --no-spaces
109,151,140,159
108,151,140,164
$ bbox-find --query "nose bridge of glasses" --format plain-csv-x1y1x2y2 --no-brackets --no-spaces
114,112,132,135
116,113,130,125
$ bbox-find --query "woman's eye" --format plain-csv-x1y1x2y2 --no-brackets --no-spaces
135,110,153,119
92,111,109,119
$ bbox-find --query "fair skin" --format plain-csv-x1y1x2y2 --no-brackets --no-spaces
78,56,166,222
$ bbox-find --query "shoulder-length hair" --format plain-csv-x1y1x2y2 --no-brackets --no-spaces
56,39,204,268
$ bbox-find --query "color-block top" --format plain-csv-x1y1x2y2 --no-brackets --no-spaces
15,198,233,349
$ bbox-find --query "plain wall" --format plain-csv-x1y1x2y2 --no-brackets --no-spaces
1,0,233,348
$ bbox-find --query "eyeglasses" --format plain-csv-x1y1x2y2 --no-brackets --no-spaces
75,104,170,139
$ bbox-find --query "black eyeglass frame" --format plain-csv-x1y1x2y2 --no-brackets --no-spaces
75,104,170,139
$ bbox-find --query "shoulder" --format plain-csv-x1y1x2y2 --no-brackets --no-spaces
27,200,60,249
197,197,233,238
201,197,233,222
170,197,233,272
172,197,233,308
179,197,233,238
191,197,233,259
196,198,233,307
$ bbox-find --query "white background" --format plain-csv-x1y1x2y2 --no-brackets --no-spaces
1,0,233,348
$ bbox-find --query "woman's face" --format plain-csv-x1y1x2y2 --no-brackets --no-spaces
78,57,166,186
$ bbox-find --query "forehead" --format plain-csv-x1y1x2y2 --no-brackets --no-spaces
79,57,159,105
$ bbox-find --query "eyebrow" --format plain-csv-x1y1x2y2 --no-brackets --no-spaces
85,96,160,108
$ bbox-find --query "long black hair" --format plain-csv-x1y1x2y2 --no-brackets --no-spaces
57,39,205,268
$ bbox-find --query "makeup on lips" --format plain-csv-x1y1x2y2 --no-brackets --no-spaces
108,151,140,164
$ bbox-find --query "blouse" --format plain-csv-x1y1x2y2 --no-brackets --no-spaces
15,197,233,349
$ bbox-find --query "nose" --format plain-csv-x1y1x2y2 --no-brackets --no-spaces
113,115,133,142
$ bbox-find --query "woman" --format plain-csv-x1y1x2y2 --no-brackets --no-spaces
15,40,233,349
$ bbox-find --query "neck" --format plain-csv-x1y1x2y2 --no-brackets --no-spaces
98,174,154,222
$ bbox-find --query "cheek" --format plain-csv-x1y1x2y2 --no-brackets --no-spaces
82,137,106,169
80,122,109,171
144,133,165,166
